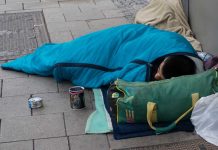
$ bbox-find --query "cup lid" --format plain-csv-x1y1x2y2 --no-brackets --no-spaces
69,86,84,94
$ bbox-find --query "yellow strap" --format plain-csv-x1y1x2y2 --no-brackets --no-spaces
175,93,199,124
147,102,157,130
192,93,199,106
151,106,157,123
175,106,194,124
147,93,200,130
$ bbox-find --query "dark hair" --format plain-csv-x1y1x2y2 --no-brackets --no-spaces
162,55,196,79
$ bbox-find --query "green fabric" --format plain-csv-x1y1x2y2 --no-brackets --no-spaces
85,89,112,133
113,69,218,124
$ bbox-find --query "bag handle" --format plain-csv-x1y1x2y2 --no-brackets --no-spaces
147,93,199,134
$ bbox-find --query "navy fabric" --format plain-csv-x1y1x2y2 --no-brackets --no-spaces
1,24,198,88
101,87,194,140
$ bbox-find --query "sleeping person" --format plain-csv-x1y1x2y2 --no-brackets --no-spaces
150,55,196,81
1,24,201,88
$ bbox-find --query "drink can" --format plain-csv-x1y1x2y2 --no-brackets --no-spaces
69,86,85,109
28,97,43,109
197,51,213,61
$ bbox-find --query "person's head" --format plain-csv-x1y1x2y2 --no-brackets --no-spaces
154,55,196,80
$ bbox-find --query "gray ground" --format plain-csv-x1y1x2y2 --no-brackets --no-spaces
0,0,211,149
112,0,150,22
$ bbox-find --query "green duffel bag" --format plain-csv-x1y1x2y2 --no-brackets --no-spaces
107,69,218,134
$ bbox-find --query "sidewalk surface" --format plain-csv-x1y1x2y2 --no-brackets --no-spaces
0,0,208,150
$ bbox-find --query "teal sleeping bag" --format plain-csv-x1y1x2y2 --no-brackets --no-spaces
1,24,198,88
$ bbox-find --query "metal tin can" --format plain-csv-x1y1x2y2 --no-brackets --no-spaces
28,97,43,109
69,86,85,109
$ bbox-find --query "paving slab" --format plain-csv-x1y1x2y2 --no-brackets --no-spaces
0,78,2,97
60,2,101,21
70,0,95,6
0,68,27,79
43,8,65,23
67,21,92,38
87,18,129,32
108,132,201,150
49,31,73,43
57,81,73,92
35,137,69,150
32,92,71,116
0,3,23,11
0,140,33,150
59,1,81,11
0,0,5,5
46,21,91,35
112,0,149,22
24,2,59,10
41,0,66,2
77,1,117,12
2,76,57,97
64,109,93,135
95,0,118,10
64,9,105,21
7,0,39,3
0,113,65,142
6,8,42,13
0,95,31,118
69,134,109,150
84,89,95,110
77,2,99,12
44,12,65,23
46,22,70,33
102,9,126,18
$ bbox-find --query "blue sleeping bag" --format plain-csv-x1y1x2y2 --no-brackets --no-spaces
1,24,198,88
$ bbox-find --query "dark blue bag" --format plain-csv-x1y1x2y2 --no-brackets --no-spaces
101,87,194,140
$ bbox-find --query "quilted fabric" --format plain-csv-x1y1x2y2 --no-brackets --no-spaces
1,24,197,88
